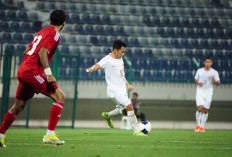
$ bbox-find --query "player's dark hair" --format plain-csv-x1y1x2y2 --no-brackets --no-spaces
113,40,127,50
133,92,138,97
50,10,66,26
204,56,212,61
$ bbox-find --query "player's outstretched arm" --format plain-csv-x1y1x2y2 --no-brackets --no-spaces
38,47,56,83
126,80,134,91
86,64,100,73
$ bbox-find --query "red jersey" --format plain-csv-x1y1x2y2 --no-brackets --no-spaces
17,25,60,78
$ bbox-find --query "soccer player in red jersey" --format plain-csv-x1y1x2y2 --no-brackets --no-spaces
0,10,66,147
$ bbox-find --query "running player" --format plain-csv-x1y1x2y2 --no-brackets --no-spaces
0,10,66,147
86,40,146,136
194,57,220,132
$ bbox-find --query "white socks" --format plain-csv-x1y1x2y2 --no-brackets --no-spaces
46,129,55,136
0,133,4,139
196,111,208,128
200,113,208,128
127,110,138,133
108,108,122,118
196,111,202,126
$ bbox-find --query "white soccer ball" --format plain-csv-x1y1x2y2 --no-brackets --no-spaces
138,121,152,134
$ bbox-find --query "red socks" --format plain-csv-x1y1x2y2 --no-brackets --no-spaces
0,110,18,134
0,102,64,134
48,102,64,131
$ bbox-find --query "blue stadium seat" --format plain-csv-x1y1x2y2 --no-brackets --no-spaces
102,15,111,24
91,15,101,24
36,3,45,10
1,33,12,43
176,28,185,37
16,45,26,53
60,46,70,54
130,38,139,47
18,11,28,21
181,18,190,27
0,22,9,32
104,26,114,35
99,36,109,46
170,38,179,48
6,11,17,20
0,11,7,21
20,23,33,33
9,22,20,32
84,25,94,34
4,44,15,52
82,14,91,24
12,33,23,43
71,14,80,24
24,34,33,43
200,39,209,49
67,36,77,44
172,17,181,27
115,26,125,36
48,3,55,10
90,36,99,46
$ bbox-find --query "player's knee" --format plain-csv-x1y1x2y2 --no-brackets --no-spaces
55,93,65,104
197,106,203,112
122,109,127,116
203,108,208,114
11,101,27,114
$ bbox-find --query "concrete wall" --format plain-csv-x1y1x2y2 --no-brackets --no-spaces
5,80,232,101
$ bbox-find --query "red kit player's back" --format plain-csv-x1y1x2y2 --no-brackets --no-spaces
17,25,60,78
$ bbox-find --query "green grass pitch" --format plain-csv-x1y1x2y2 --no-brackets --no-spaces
1,129,232,157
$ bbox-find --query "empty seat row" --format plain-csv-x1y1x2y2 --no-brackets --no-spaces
0,33,34,44
0,10,37,21
0,21,42,33
35,2,231,17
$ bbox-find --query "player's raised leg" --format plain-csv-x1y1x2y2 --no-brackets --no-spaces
102,108,122,128
0,99,27,147
195,105,203,132
43,88,65,145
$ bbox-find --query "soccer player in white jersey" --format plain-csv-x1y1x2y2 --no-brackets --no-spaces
194,57,220,132
86,40,146,136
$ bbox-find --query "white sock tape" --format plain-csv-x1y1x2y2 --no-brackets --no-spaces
44,68,52,76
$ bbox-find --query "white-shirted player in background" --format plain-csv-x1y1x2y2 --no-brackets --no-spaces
194,57,220,132
86,40,146,136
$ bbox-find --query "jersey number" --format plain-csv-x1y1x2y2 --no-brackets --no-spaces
27,35,42,55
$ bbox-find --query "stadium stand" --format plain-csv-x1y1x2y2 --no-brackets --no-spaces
0,0,231,83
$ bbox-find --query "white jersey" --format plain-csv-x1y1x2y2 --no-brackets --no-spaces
194,67,220,95
98,54,127,93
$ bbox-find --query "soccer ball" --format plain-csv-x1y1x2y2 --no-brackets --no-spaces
138,121,152,134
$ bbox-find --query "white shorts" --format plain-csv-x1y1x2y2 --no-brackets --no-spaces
196,91,212,109
107,89,131,109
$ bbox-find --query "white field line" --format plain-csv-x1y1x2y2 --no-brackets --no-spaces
5,143,232,151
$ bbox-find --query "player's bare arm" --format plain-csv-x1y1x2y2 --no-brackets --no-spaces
38,47,56,83
210,76,220,86
126,80,134,91
86,64,100,73
23,47,30,56
194,79,203,87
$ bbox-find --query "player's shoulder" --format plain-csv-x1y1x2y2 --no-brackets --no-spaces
41,26,59,37
197,67,204,72
210,68,219,74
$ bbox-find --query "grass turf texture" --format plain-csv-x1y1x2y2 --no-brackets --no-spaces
1,129,232,157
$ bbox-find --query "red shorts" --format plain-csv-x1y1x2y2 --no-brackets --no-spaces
16,73,59,100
